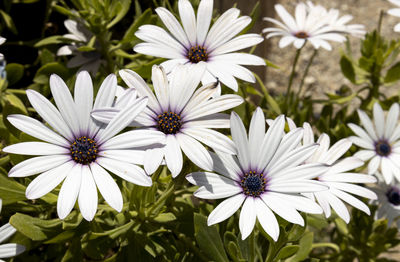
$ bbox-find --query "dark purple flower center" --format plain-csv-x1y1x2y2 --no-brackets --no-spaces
240,171,267,197
157,111,182,134
294,31,309,39
70,136,98,164
386,187,400,206
188,45,208,63
375,140,391,157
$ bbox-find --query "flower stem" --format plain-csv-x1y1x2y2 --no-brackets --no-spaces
285,46,303,105
297,49,318,98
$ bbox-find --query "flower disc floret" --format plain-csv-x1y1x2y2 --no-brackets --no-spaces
240,171,266,197
157,111,182,134
188,45,208,63
375,140,391,157
294,31,309,39
387,186,400,206
70,136,98,164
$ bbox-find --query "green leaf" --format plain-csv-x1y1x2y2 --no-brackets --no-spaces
88,220,134,240
0,167,26,204
384,61,400,83
340,55,356,83
76,46,96,52
10,213,62,241
4,93,27,114
107,0,131,29
5,63,24,86
121,8,153,44
153,212,176,223
0,9,17,34
276,245,299,260
335,217,349,235
194,213,229,262
34,62,69,84
287,232,313,262
34,35,65,47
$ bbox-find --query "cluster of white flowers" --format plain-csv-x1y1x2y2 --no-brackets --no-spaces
3,0,400,259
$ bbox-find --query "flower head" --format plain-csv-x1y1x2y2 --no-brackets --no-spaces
348,103,400,184
133,0,265,91
263,2,364,50
3,71,158,221
92,64,243,177
297,123,377,223
57,19,103,74
186,108,329,240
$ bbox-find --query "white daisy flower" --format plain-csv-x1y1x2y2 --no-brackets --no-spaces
388,0,400,32
0,200,25,261
348,103,400,184
92,63,243,177
263,3,348,50
57,19,103,74
3,71,163,221
297,123,377,223
371,174,400,228
186,108,329,240
133,0,265,91
0,37,6,79
306,1,365,37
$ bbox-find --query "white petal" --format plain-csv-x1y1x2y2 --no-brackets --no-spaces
208,194,245,225
255,198,279,241
134,43,184,59
182,128,236,154
330,188,370,215
319,172,376,184
119,69,161,113
91,162,123,212
155,7,190,47
0,243,25,258
275,4,298,31
164,135,183,177
186,171,237,187
385,103,400,139
144,147,165,175
8,155,70,177
279,36,296,48
78,165,98,221
205,8,240,47
196,0,213,45
316,190,350,223
176,133,213,171
357,109,378,141
230,112,250,170
270,163,328,182
212,53,265,66
204,64,238,91
98,150,145,165
95,97,148,144
268,192,322,214
74,71,93,134
381,157,394,184
7,115,69,147
368,155,380,175
326,182,377,199
193,184,242,199
183,114,230,129
328,157,364,174
373,103,385,139
353,150,375,161
151,65,169,111
26,90,74,141
211,34,263,56
3,141,69,156
268,180,327,193
26,161,74,199
57,165,82,219
262,193,304,226
320,139,352,164
390,124,400,143
348,136,374,150
97,157,152,186
135,25,186,52
49,74,80,135
0,224,16,243
239,197,256,240
178,0,197,46
101,129,165,150
209,151,241,180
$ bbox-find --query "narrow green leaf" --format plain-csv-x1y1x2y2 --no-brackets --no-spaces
5,63,24,86
10,213,62,241
34,35,65,47
0,10,17,34
276,245,299,260
384,61,400,83
340,55,356,83
0,167,26,204
194,213,229,262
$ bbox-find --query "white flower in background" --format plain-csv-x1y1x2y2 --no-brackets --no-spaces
57,19,103,74
263,2,358,50
298,123,377,223
133,0,265,91
388,0,400,32
3,71,164,221
306,1,365,37
92,64,243,177
371,174,400,228
348,103,400,184
186,108,329,240
0,200,25,261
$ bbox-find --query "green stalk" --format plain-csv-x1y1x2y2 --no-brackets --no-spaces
297,49,318,98
285,46,303,105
